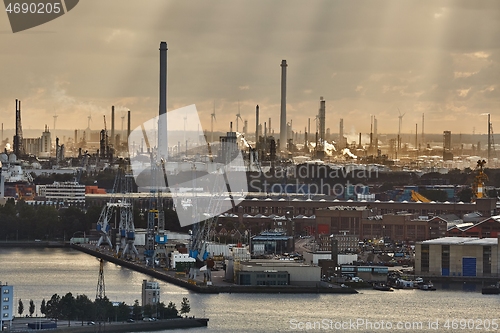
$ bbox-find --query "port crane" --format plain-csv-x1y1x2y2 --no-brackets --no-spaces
96,168,139,258
116,170,139,260
188,165,230,285
143,156,168,268
473,159,488,200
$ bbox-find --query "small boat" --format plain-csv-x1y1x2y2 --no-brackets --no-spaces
482,283,500,295
373,283,393,291
418,283,436,291
416,279,436,291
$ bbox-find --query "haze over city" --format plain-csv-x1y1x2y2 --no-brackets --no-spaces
1,0,500,136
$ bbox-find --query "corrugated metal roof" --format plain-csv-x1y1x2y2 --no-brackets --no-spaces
420,237,498,246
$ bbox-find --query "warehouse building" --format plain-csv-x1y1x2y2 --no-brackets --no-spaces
415,237,500,278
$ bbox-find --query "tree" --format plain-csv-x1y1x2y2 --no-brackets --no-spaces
75,294,94,326
29,300,35,317
60,292,76,326
132,299,142,320
46,294,62,321
143,304,154,318
40,299,46,317
94,296,113,323
165,302,178,319
180,297,190,317
156,302,166,320
116,302,131,322
18,299,24,317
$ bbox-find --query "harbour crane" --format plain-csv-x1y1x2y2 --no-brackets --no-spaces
473,159,488,200
96,171,121,248
188,166,229,285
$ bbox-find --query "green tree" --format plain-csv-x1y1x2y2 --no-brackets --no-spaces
116,302,131,322
165,301,178,318
94,296,113,323
29,300,35,317
180,297,190,317
46,294,62,321
60,292,76,326
156,302,166,320
75,294,94,325
132,299,142,320
143,304,153,318
40,299,46,316
18,299,24,317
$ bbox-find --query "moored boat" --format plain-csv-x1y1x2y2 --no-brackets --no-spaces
482,283,500,295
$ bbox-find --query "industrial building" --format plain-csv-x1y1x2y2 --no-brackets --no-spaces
0,283,13,330
234,260,321,286
36,181,86,205
250,231,294,255
340,265,389,282
141,279,160,307
317,234,359,252
415,237,500,278
315,206,448,243
302,252,357,266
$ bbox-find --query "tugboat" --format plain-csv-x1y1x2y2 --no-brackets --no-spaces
481,282,500,295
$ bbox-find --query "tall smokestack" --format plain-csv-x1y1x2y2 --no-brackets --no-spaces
268,118,271,135
339,118,344,149
158,41,168,162
280,60,287,152
319,97,326,150
127,110,131,144
374,116,378,150
488,113,491,163
308,118,311,143
255,105,259,146
111,106,115,147
422,113,425,146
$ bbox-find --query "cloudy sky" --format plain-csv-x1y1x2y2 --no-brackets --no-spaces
1,0,500,138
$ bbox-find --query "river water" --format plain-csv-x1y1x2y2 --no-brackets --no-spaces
1,247,499,333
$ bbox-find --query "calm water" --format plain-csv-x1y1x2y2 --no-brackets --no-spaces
1,247,499,333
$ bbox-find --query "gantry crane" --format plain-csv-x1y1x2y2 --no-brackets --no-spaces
116,170,139,260
188,167,229,285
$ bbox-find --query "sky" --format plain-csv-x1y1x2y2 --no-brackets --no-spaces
1,0,500,138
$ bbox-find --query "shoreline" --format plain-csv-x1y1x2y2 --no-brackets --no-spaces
10,318,208,333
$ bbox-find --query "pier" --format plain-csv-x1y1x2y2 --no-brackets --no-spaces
72,244,358,294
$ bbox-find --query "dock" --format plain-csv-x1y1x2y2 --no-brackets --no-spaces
72,244,358,294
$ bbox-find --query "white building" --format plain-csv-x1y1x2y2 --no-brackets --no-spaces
22,125,51,158
0,283,13,330
303,251,357,265
141,280,160,307
37,181,85,204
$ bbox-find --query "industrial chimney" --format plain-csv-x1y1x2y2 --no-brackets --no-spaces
158,41,168,162
280,60,287,152
319,97,326,151
127,110,131,145
255,105,260,148
111,105,115,148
